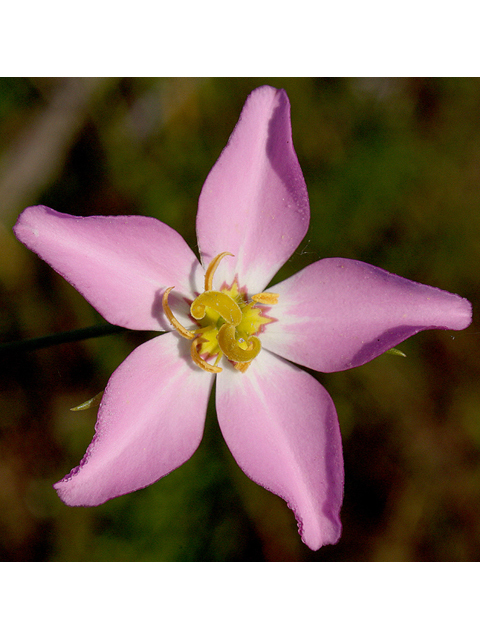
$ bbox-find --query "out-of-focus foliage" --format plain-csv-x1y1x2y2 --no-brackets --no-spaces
0,77,478,561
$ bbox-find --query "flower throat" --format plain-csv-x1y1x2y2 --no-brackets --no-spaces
162,252,278,373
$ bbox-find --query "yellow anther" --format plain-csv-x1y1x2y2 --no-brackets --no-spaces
204,252,234,291
217,323,261,363
251,292,279,305
191,291,242,326
162,251,276,374
190,337,223,373
234,362,251,373
162,287,195,339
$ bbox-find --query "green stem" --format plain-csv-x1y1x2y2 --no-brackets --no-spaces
0,323,134,355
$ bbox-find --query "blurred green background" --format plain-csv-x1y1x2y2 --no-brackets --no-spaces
0,77,478,561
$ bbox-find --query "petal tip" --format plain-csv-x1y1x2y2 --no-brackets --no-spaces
453,295,473,330
293,499,343,551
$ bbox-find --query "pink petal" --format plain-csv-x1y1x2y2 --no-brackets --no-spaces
196,86,310,294
14,206,204,331
262,258,473,372
54,332,213,506
216,351,343,551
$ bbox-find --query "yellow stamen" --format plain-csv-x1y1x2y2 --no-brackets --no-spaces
163,252,278,374
251,292,279,305
191,291,242,326
234,362,251,373
204,251,234,291
190,337,223,373
162,287,195,339
217,323,261,363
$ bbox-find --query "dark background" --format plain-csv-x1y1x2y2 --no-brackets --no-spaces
0,77,478,561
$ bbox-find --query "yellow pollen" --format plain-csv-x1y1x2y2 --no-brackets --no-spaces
234,362,251,373
163,252,278,374
251,292,279,305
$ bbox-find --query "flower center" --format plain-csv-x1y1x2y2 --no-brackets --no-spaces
162,252,278,373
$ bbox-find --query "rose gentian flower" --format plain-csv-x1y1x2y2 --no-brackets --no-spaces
14,86,472,551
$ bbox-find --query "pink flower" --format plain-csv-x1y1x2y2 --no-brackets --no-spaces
14,86,472,551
